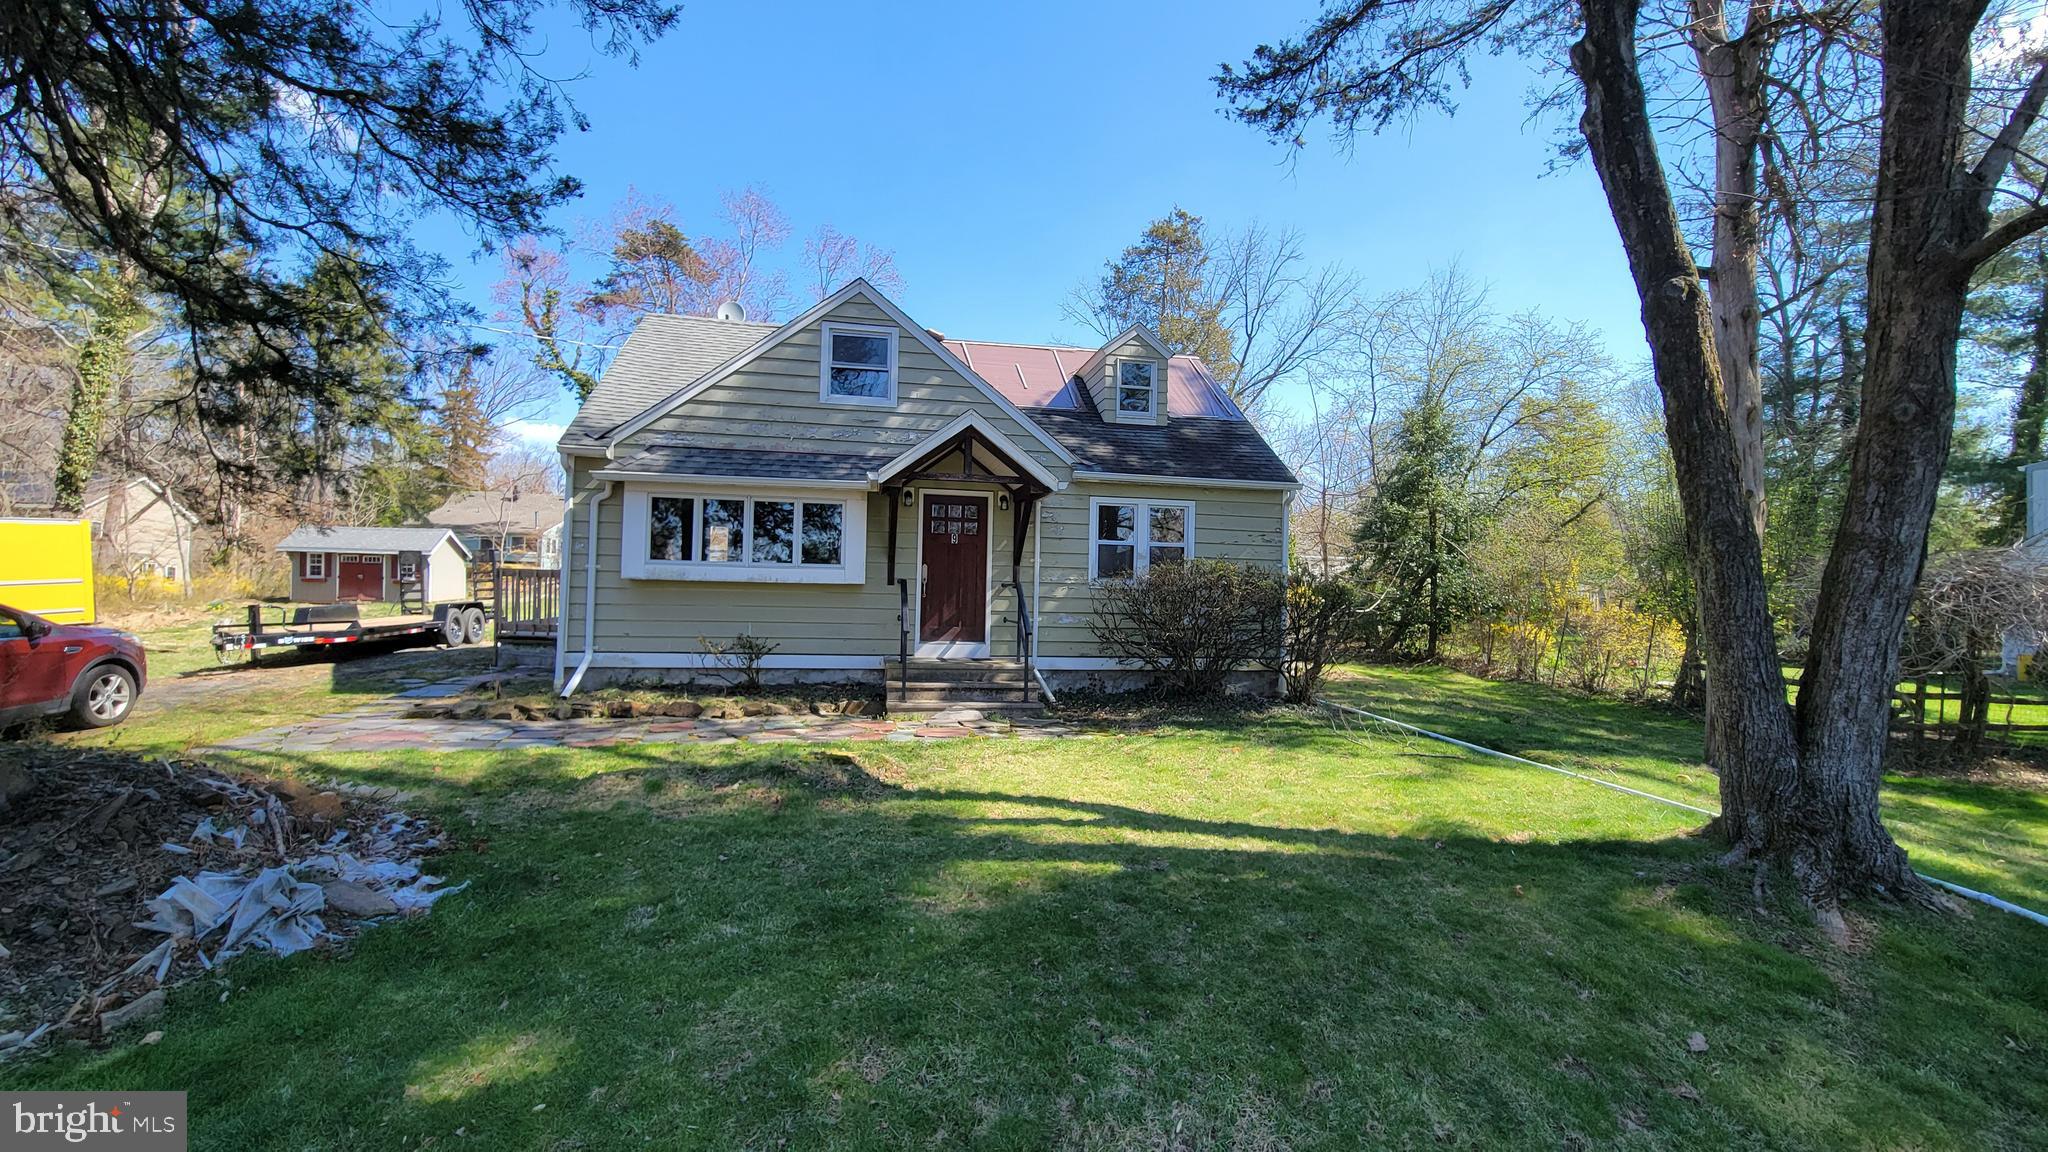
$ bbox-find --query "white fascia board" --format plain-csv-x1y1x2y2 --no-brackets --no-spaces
1073,323,1174,380
870,411,1065,491
1070,469,1301,492
599,279,1078,467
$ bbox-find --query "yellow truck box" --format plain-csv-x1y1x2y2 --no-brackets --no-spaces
0,517,96,623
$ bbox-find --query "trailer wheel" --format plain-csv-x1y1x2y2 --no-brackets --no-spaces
462,607,487,645
441,613,466,648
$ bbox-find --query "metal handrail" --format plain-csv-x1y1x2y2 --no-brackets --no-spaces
1007,581,1034,704
895,578,911,704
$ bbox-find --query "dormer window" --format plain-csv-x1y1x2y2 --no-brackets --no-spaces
1117,359,1156,415
820,322,897,405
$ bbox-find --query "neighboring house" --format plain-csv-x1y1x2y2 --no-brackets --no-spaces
2003,461,2048,672
277,526,471,605
420,489,565,567
0,473,200,588
83,477,201,587
553,279,1298,696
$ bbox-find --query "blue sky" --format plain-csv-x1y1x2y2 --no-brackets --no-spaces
417,0,1645,436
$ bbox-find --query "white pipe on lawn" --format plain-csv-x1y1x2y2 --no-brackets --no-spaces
1320,699,1716,815
1319,697,2048,930
560,481,615,698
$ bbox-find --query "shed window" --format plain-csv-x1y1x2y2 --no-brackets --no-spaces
304,552,327,579
1090,499,1195,580
821,323,897,404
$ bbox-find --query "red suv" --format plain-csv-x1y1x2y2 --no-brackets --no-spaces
0,605,147,729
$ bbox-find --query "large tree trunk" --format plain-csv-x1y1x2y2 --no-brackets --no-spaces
1577,0,2045,921
1787,0,2020,907
1573,0,1804,854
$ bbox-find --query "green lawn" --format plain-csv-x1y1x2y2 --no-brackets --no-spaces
1326,664,2048,914
7,653,2047,1148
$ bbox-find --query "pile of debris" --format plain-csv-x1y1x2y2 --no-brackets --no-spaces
0,744,464,1058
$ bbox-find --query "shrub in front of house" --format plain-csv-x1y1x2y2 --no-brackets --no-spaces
1090,559,1284,697
1278,572,1375,704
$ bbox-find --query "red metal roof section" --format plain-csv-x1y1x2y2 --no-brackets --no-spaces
942,339,1244,419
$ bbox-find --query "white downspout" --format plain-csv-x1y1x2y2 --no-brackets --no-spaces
1278,490,1294,696
1030,498,1055,703
552,454,576,690
560,480,615,697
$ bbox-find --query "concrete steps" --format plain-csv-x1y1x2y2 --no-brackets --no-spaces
883,658,1042,715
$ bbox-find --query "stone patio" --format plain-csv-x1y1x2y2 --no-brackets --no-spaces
205,675,1083,755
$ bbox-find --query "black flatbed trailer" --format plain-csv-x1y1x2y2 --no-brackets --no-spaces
210,600,492,661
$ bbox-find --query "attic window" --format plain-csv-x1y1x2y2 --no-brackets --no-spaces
821,323,897,405
1117,360,1156,415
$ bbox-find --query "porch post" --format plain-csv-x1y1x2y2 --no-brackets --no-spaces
885,486,900,585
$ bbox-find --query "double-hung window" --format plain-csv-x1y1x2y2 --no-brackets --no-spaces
1116,359,1157,416
304,552,327,579
820,323,897,405
1090,498,1192,580
627,489,859,583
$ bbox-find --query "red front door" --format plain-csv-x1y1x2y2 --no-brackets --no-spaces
337,555,384,601
920,496,988,646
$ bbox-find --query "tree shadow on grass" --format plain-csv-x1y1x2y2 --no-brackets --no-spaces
21,743,2048,1151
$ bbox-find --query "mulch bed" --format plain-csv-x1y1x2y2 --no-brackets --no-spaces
0,742,441,1055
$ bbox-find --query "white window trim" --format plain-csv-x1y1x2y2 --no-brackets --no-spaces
620,484,867,584
1112,357,1158,419
303,552,327,580
1087,497,1195,581
819,322,899,407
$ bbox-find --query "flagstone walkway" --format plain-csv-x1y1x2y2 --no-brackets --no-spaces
205,675,1084,755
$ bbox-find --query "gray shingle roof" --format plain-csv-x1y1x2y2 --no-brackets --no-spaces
563,312,1296,487
560,314,777,446
607,446,890,483
276,526,470,557
421,489,566,532
1025,410,1298,486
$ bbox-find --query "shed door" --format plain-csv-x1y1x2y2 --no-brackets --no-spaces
920,496,987,645
337,555,384,601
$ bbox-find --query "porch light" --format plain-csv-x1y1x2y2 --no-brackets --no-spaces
901,488,916,508
997,493,1011,512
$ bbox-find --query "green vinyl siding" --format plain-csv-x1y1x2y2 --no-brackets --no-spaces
1032,481,1288,659
634,297,1067,475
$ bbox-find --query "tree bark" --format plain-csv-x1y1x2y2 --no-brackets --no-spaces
1578,0,2046,919
1572,0,1822,910
1689,0,1772,541
1789,0,2023,907
1671,620,1706,710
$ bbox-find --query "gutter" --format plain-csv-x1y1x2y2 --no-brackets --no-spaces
1070,469,1300,492
560,480,616,697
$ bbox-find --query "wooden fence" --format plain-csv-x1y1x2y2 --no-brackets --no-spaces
494,565,560,641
